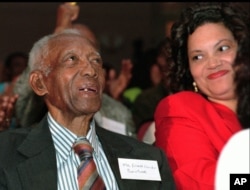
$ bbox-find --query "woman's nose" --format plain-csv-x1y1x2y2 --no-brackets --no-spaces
207,56,222,69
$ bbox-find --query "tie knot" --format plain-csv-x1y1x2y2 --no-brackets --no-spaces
73,138,93,161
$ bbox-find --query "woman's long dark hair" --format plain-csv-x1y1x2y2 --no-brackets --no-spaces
166,3,250,128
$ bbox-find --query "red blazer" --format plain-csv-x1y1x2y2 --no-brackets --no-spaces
154,91,242,190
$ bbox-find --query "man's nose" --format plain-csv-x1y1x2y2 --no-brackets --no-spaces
79,61,97,78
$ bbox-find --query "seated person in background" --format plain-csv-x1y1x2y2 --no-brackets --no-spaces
0,52,28,128
0,29,175,189
0,51,28,95
133,37,172,138
14,2,136,137
0,58,14,129
154,2,249,189
103,60,133,102
121,41,155,110
97,61,134,136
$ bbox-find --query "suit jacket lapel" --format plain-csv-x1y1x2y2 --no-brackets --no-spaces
16,116,57,190
96,126,140,190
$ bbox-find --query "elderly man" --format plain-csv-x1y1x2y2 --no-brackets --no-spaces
0,30,175,189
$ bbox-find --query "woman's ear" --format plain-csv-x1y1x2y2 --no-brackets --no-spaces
29,71,48,96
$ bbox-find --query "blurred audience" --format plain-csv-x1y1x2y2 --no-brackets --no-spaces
133,37,172,136
0,52,28,129
154,2,249,189
0,94,18,131
121,38,146,109
122,43,160,110
103,59,132,101
0,52,28,95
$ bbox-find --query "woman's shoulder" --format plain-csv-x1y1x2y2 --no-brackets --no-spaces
155,91,210,118
172,90,203,98
160,91,206,105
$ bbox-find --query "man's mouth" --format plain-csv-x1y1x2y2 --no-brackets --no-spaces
80,87,97,92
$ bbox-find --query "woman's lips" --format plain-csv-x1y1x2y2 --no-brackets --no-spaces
207,70,229,79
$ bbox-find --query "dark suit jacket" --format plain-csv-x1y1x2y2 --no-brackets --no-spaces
0,115,175,190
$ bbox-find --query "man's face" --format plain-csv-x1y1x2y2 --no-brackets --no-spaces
42,34,105,116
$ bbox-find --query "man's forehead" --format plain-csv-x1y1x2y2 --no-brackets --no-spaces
47,36,99,58
52,33,90,43
49,34,96,50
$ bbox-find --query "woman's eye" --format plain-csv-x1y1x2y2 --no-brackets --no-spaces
192,55,203,61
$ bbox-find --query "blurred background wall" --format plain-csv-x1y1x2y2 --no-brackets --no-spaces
0,2,187,70
0,2,249,70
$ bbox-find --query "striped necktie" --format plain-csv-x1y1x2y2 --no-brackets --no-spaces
73,138,106,190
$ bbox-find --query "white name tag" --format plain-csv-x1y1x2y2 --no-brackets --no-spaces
118,158,161,181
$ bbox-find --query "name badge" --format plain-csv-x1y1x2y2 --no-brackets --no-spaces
118,158,161,181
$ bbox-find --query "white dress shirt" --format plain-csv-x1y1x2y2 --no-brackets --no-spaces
47,113,119,190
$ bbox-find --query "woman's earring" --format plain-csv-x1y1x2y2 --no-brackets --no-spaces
193,81,198,93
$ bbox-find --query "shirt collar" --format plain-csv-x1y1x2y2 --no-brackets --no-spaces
47,113,100,160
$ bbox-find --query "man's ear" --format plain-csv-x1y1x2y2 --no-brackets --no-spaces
29,71,48,96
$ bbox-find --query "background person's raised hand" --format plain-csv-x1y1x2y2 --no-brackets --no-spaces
0,94,18,131
106,59,133,100
54,2,80,33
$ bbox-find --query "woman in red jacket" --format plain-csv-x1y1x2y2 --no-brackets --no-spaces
154,3,250,189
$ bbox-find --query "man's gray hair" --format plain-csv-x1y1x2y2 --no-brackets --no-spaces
29,28,82,76
14,29,83,127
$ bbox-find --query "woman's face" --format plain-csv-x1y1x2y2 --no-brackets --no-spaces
187,23,238,102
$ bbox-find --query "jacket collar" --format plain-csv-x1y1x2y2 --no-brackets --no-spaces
16,115,57,190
